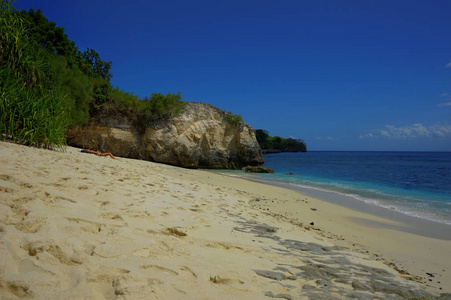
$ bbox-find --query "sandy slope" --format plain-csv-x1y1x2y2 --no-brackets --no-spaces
0,141,449,299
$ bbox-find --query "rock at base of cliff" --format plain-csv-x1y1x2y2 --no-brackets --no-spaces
242,166,274,173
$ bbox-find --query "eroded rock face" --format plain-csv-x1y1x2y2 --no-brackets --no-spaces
67,102,264,169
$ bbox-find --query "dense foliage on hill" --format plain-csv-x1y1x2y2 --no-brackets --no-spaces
1,1,66,148
255,129,307,152
0,1,187,148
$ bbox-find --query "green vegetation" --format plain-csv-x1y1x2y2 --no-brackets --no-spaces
0,1,66,149
0,1,185,149
224,111,243,125
141,92,185,118
256,129,307,152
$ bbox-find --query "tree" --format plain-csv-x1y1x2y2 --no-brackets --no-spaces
255,129,272,149
255,129,307,152
19,9,78,60
80,48,112,81
79,48,112,106
48,54,93,125
272,136,284,149
284,138,307,152
20,9,112,82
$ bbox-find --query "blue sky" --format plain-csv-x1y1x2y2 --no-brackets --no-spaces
16,0,451,151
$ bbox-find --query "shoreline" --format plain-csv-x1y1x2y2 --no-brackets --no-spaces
1,141,450,298
258,151,451,228
210,172,451,293
224,174,451,240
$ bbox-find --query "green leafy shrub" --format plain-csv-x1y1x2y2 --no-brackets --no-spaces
224,111,243,125
108,86,140,108
140,92,185,118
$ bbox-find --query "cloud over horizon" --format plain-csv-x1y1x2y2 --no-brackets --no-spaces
360,123,451,140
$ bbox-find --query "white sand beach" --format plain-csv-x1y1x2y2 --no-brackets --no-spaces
1,141,450,299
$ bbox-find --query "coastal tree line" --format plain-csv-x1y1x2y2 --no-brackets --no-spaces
0,1,190,149
256,129,307,152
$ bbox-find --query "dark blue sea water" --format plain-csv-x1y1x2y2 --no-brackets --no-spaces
222,152,451,225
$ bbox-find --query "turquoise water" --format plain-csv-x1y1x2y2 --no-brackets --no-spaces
221,152,451,225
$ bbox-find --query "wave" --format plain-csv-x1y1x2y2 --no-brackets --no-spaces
218,171,451,225
287,182,451,225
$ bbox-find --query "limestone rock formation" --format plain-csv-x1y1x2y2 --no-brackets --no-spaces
67,102,264,169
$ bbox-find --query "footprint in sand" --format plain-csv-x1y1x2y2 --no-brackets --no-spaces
179,265,197,278
66,217,103,234
164,227,187,237
18,182,33,189
0,186,15,193
205,242,248,252
4,281,34,298
209,276,244,285
99,212,127,226
25,241,82,266
11,196,33,205
37,191,77,204
82,223,102,234
95,200,110,207
140,265,179,276
15,215,47,233
189,205,203,213
111,274,154,296
126,209,152,219
88,268,130,282
56,177,71,184
7,203,29,221
1,174,33,189
53,196,77,203
0,174,16,184
133,248,153,258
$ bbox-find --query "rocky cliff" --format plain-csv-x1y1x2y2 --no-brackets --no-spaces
66,102,264,169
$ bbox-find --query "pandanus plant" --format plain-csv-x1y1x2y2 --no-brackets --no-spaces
0,0,66,150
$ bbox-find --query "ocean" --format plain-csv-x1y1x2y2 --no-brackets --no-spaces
221,152,451,225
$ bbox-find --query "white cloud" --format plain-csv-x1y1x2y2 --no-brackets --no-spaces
446,62,451,68
315,136,337,141
359,133,374,139
438,93,451,107
360,123,451,140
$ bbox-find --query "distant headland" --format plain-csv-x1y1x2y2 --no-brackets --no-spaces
256,129,307,153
